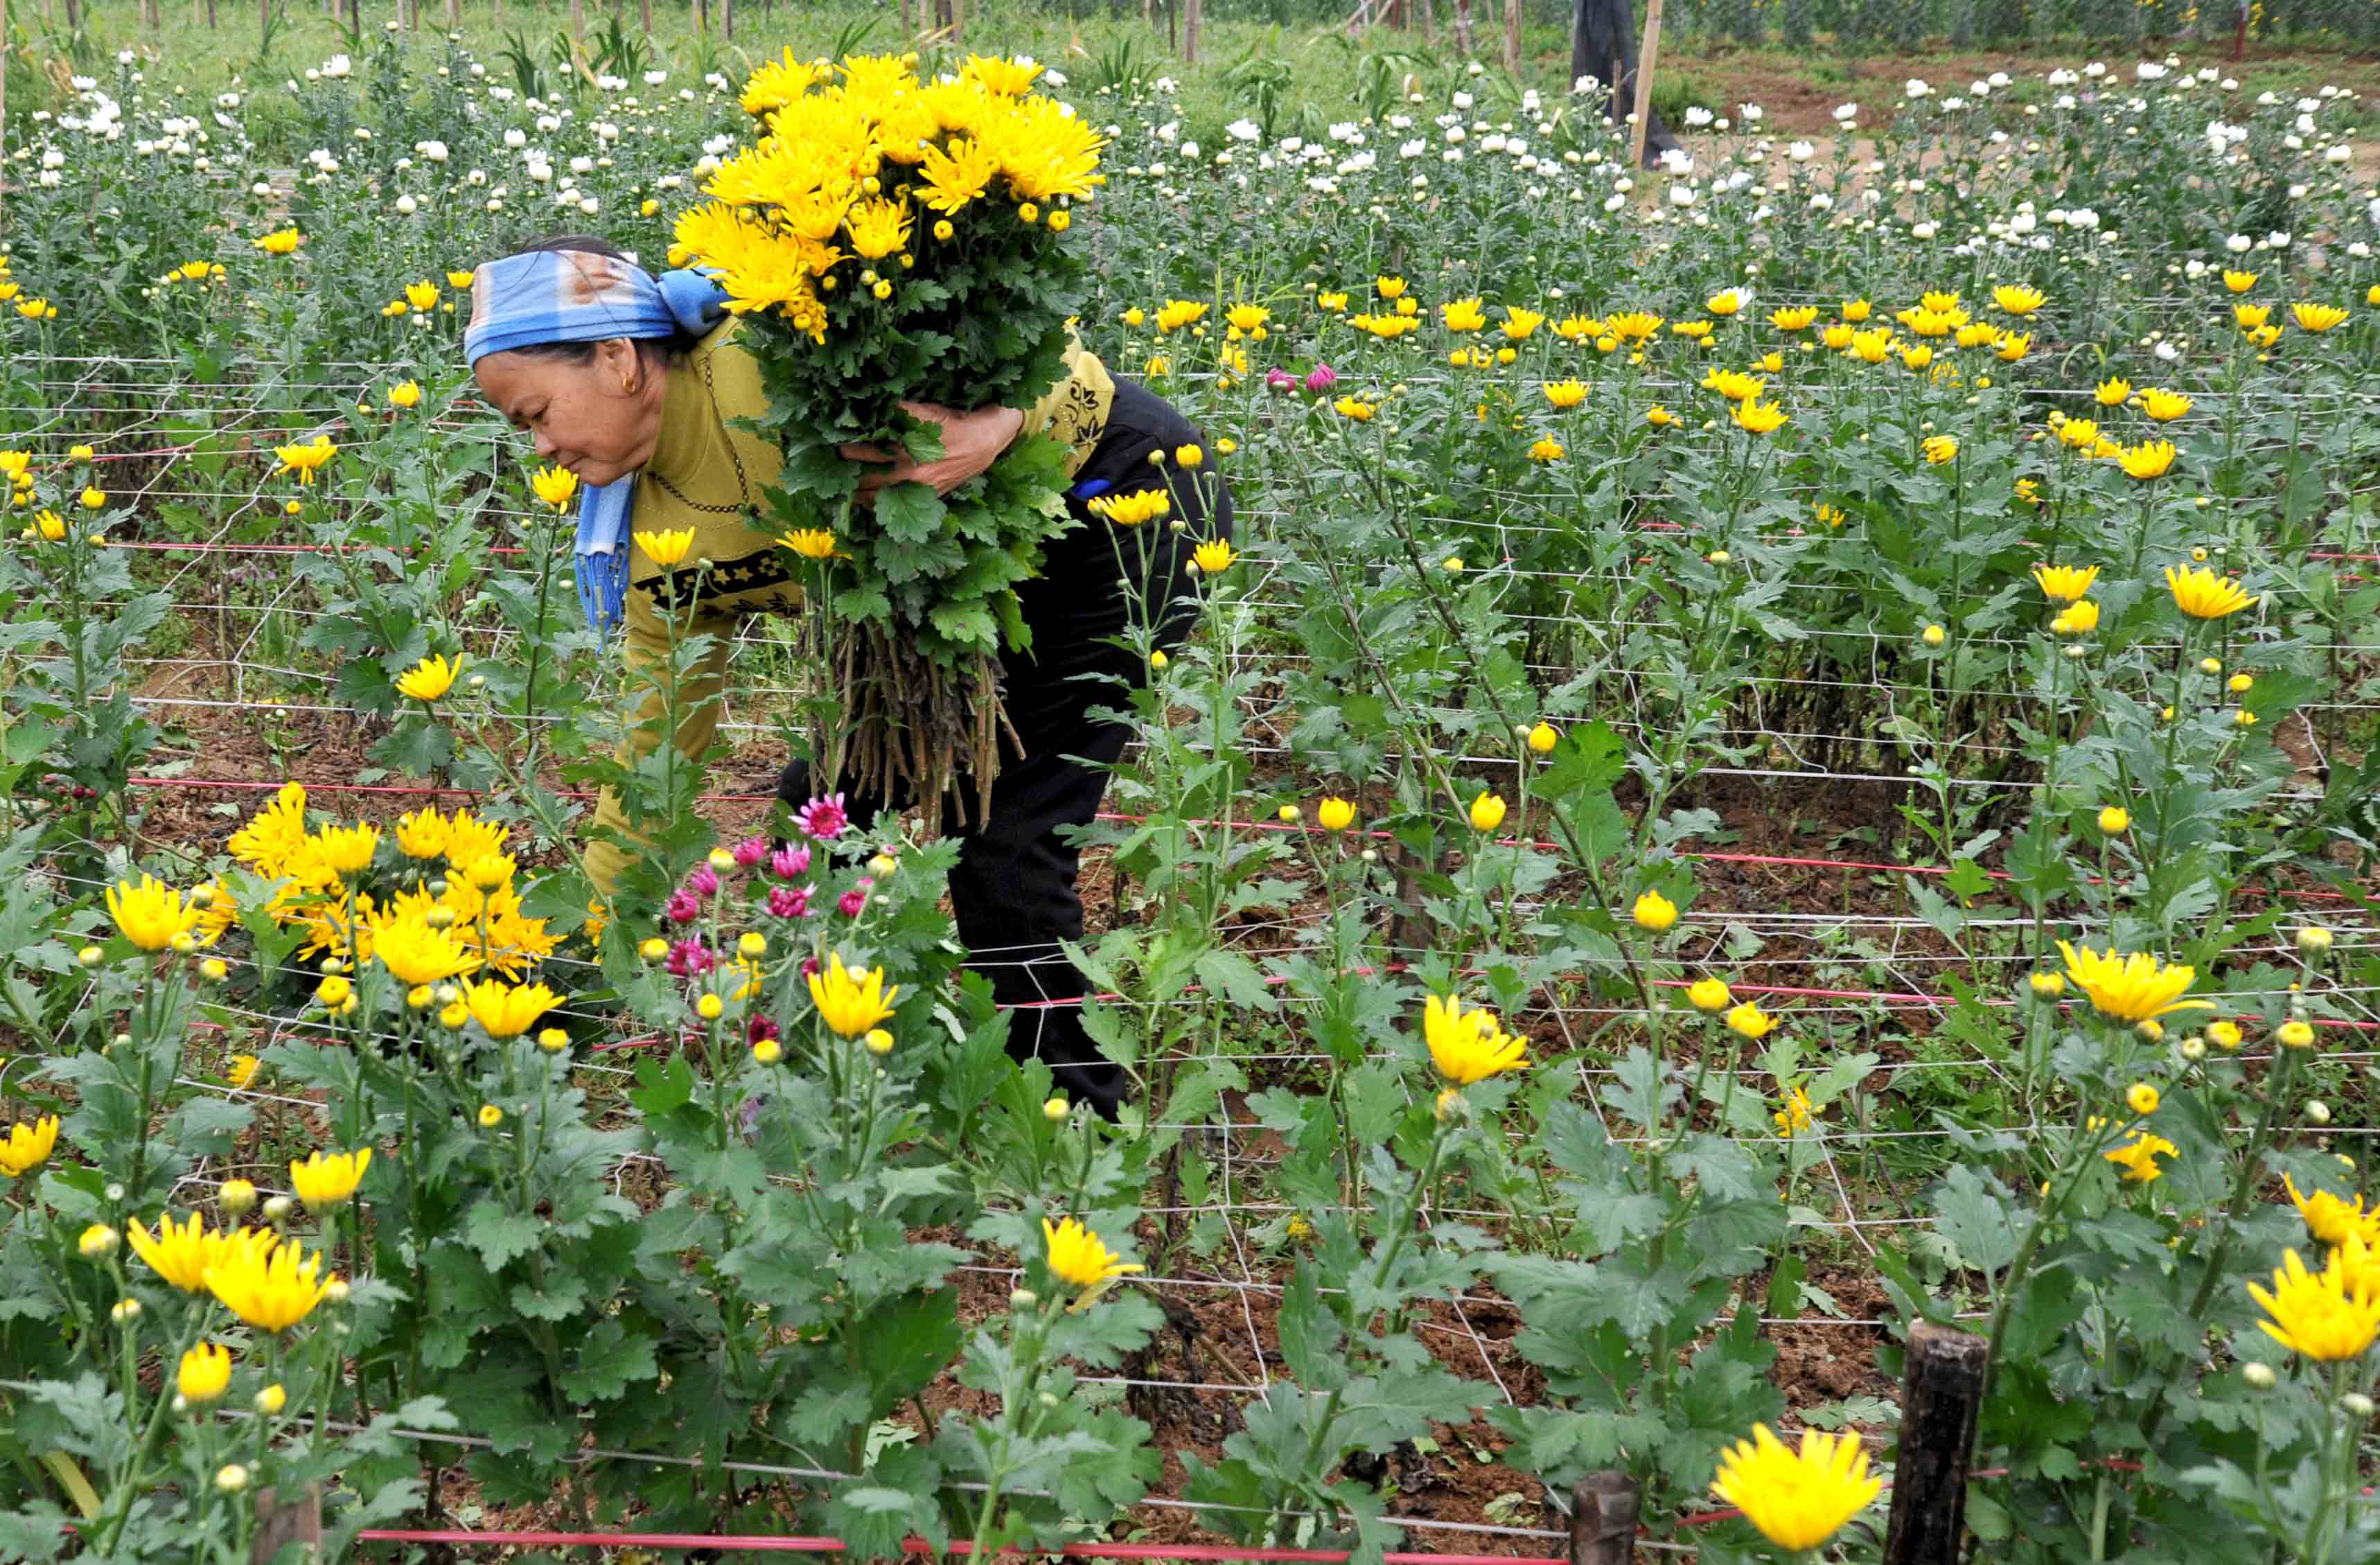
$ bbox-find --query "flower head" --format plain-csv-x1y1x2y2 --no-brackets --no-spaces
1709,1424,1882,1552
370,912,481,987
1774,1086,1815,1137
2250,1248,2380,1361
2117,440,2176,481
127,1212,263,1292
179,1343,233,1405
387,379,423,410
107,874,204,951
205,1232,333,1334
794,793,850,840
0,1115,59,1178
2165,564,2258,619
1632,890,1678,931
396,652,462,702
273,436,337,484
1725,1001,1777,1040
2291,302,2350,333
1993,284,2045,316
2029,563,2100,604
1731,397,1788,435
461,978,563,1039
2051,599,2101,636
288,1147,372,1210
530,465,580,509
1440,297,1486,333
635,528,695,568
2140,388,2193,422
1193,540,1236,574
1422,994,1528,1086
1664,973,1727,1016
2104,1132,2178,1183
809,953,899,1037
1468,792,1508,833
1041,1216,1143,1304
778,529,838,560
2284,1174,2373,1247
1316,797,1357,832
2056,941,2212,1023
1922,434,1959,465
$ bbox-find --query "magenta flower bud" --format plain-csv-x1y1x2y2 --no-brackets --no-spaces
747,1013,781,1045
766,885,802,917
732,835,768,867
1304,363,1337,394
664,890,703,924
1267,367,1296,392
770,843,812,880
799,955,821,979
685,861,720,898
664,938,716,977
838,889,867,918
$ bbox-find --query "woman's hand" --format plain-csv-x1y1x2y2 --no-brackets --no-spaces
842,400,1025,503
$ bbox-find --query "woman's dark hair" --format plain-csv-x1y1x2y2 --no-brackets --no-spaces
495,233,702,371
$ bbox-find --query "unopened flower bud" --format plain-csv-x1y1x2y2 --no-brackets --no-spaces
2298,926,2334,955
2342,1392,2374,1419
254,1384,287,1415
2243,1362,2276,1390
1043,1097,1070,1122
262,1195,294,1223
1009,1289,1038,1310
80,1223,119,1257
215,1464,249,1494
219,1178,257,1217
2307,1099,2332,1125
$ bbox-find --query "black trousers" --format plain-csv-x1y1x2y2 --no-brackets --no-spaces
779,380,1230,1116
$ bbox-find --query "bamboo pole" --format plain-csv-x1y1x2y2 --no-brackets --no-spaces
1626,0,1661,166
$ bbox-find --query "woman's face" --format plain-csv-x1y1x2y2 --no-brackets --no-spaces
475,337,663,489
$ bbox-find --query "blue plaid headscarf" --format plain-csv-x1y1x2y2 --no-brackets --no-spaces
465,248,731,635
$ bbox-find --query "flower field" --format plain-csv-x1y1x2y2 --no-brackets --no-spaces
3,20,2380,1563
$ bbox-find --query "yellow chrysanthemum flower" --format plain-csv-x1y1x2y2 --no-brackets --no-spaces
531,465,580,509
778,529,838,560
0,1115,60,1178
273,436,337,484
179,1342,233,1404
106,875,205,951
809,953,899,1037
396,653,462,703
2031,563,2100,605
2165,564,2258,619
2104,1132,2177,1183
2056,941,2214,1023
1709,1424,1882,1552
2140,388,2193,422
2285,1175,2372,1247
1422,994,1528,1085
635,528,696,568
127,1212,265,1292
1041,1216,1143,1304
2291,302,2349,333
1192,540,1236,574
205,1232,333,1334
2250,1248,2380,1361
461,978,564,1039
289,1148,372,1210
1992,283,2045,316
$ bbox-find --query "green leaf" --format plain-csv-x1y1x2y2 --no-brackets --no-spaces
875,481,946,545
1932,1162,2023,1275
560,1318,658,1402
462,1201,542,1271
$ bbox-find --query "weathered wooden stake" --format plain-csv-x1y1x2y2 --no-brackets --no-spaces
1625,0,1661,168
1570,1470,1639,1565
252,1484,324,1565
1882,1322,1989,1565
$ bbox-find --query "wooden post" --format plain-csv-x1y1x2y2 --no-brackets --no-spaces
1625,0,1661,167
1502,0,1519,71
1452,0,1470,53
1569,1471,1639,1565
251,1485,324,1565
1181,0,1199,61
720,0,731,39
1882,1323,1989,1565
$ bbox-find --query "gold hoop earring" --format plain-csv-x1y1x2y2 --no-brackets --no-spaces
621,375,637,394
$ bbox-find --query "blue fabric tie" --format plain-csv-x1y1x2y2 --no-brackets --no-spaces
464,250,732,635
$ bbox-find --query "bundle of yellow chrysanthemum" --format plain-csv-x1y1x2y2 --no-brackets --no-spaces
668,52,1104,829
